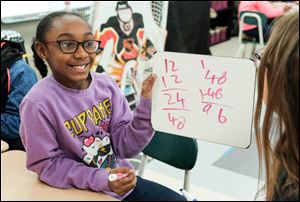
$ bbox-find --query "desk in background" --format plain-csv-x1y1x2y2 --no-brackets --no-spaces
1,151,119,201
1,140,9,153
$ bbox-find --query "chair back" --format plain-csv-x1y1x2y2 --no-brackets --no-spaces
240,11,267,26
238,11,267,46
142,131,198,170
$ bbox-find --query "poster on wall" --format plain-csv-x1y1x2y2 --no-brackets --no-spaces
92,1,166,96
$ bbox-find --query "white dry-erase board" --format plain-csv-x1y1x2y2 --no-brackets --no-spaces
151,51,257,148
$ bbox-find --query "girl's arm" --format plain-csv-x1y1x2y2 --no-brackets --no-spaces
108,75,156,158
19,100,111,193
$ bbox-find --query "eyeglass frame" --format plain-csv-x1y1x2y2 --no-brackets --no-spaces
42,40,102,54
250,47,265,69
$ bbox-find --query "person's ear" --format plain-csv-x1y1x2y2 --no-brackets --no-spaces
34,41,47,60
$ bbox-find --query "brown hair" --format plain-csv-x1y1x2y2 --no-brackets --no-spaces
254,12,299,200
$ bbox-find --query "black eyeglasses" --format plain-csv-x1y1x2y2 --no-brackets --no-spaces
250,47,264,69
42,40,101,54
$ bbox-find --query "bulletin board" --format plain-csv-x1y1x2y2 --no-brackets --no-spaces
151,51,257,148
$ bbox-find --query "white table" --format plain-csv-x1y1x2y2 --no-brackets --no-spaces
1,140,9,153
1,151,119,201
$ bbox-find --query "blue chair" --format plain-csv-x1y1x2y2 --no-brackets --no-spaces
236,11,267,58
138,131,198,191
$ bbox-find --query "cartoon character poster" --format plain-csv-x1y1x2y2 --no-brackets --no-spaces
92,1,166,96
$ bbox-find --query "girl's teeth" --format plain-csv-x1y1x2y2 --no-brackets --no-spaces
73,65,86,69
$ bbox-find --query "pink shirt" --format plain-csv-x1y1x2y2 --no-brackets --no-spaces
238,1,284,31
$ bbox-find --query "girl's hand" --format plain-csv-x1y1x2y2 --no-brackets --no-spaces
108,167,136,196
141,74,157,99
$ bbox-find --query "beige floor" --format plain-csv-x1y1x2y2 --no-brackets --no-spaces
143,169,239,201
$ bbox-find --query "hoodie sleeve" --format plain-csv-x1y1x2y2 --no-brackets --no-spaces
1,60,37,140
19,99,111,193
108,79,154,159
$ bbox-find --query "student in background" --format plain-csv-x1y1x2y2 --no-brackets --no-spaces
254,12,299,201
1,30,38,150
238,1,292,41
20,12,186,201
165,1,211,55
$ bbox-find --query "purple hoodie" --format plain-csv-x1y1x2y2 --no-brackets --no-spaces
19,72,154,200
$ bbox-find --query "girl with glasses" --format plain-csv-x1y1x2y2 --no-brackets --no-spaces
20,12,185,201
254,12,299,201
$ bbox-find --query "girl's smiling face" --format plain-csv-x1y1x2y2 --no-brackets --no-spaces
36,14,96,90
